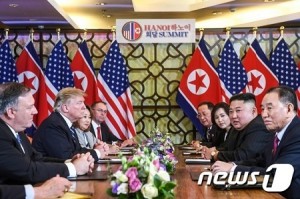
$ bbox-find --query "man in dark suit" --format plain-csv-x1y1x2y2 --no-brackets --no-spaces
90,101,121,144
0,83,93,185
0,175,70,199
212,86,300,198
33,87,108,160
191,102,224,148
203,93,273,162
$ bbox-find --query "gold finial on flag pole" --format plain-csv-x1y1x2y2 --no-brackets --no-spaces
29,28,34,42
280,26,284,37
111,26,116,41
199,28,204,40
83,29,87,41
4,28,9,40
56,28,61,41
225,27,231,39
252,27,258,38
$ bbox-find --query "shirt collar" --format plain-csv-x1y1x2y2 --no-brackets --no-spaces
276,119,293,142
59,112,73,128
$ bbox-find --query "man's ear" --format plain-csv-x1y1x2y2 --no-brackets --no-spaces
61,104,69,113
286,103,294,114
6,107,16,119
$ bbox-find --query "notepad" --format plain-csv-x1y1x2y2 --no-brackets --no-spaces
68,171,108,181
97,158,122,164
185,158,211,165
179,146,195,150
182,151,203,156
120,146,135,150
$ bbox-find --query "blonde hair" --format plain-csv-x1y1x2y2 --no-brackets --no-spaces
54,87,86,112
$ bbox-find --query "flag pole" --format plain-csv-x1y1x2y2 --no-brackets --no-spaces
5,28,9,40
29,28,34,42
199,28,204,41
112,26,116,41
83,29,87,41
56,28,61,41
225,27,231,41
279,26,284,40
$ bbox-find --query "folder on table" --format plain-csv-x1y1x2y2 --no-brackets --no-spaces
185,158,211,165
68,171,108,181
97,158,122,164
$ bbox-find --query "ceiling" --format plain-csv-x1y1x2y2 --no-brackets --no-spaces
1,0,300,30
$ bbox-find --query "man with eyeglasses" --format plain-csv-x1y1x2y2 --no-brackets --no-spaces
191,102,223,148
90,101,120,144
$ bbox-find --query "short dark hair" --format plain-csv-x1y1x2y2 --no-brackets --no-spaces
0,83,31,115
267,86,298,111
229,93,256,105
198,101,214,111
211,102,230,125
91,101,107,109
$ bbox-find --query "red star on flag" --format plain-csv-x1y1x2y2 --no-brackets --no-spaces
248,73,263,93
189,72,206,92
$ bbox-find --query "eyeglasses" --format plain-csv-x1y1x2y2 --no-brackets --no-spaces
93,108,108,114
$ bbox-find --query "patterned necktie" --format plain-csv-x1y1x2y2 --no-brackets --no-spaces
206,128,212,142
272,135,280,157
16,133,25,154
97,126,102,141
70,126,78,143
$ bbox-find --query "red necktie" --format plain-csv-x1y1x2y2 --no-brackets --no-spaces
272,135,279,156
97,126,102,141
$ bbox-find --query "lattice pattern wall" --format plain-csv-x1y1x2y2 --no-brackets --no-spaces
1,28,300,144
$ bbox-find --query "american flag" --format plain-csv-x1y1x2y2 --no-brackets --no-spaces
45,40,74,113
71,41,100,106
97,40,136,139
176,37,222,136
16,41,48,132
216,39,248,102
0,40,18,83
242,39,278,113
270,37,300,114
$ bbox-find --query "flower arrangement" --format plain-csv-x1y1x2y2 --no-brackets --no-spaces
107,148,176,199
141,128,177,174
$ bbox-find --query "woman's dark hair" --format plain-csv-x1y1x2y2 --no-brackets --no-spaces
211,102,230,126
73,105,92,132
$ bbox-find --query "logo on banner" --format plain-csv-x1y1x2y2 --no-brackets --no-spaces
187,69,209,95
122,21,142,41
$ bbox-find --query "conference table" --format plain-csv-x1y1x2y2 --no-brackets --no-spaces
68,146,284,199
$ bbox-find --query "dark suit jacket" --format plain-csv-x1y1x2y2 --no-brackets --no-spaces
90,122,121,144
201,124,224,148
32,112,98,161
235,116,300,198
0,118,69,184
217,115,273,162
216,126,238,151
0,185,25,199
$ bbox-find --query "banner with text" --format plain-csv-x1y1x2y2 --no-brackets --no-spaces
116,19,195,43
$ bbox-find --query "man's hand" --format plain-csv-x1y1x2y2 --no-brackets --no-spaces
211,161,234,175
201,146,214,160
72,152,94,175
94,142,109,158
120,138,135,147
34,175,71,199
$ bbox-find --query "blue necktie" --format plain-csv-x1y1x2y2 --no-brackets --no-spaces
70,126,78,143
16,133,25,154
